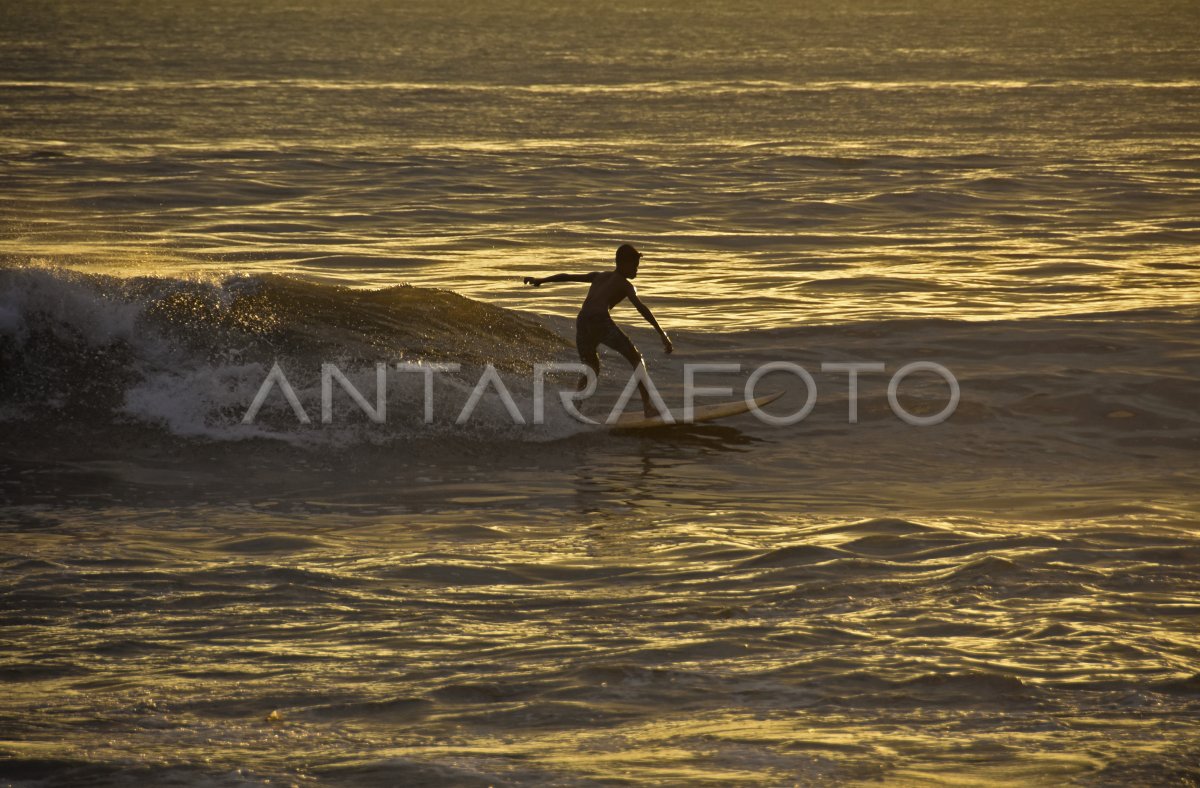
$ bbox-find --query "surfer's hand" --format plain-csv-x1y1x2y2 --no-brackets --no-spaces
662,335,673,354
523,276,541,287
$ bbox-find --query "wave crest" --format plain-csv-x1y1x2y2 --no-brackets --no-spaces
0,265,570,441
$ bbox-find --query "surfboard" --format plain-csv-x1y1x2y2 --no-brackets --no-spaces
608,390,784,430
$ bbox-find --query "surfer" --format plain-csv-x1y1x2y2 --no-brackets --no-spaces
523,244,673,417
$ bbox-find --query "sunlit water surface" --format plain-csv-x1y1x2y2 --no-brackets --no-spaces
2,0,1199,784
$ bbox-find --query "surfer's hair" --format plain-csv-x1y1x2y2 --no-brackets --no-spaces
615,244,642,264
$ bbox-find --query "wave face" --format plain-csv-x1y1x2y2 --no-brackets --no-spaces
0,266,572,442
3,266,1198,460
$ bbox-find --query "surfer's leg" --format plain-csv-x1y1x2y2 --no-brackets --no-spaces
575,318,602,391
577,357,599,392
604,326,655,417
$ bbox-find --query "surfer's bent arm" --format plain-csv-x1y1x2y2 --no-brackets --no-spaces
629,292,673,353
522,272,598,287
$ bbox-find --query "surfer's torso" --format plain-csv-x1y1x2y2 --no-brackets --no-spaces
578,271,633,317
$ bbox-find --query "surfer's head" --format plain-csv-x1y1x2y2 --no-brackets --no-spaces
615,243,642,278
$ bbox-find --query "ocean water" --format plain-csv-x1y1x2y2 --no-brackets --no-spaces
2,0,1200,784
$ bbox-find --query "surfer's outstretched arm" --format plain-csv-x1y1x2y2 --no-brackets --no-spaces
523,272,599,287
629,293,673,354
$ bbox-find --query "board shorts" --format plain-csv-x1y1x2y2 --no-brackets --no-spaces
575,311,640,368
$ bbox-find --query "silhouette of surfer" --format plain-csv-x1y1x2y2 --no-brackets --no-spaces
524,244,672,417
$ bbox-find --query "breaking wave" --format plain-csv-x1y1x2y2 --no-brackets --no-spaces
0,265,577,443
